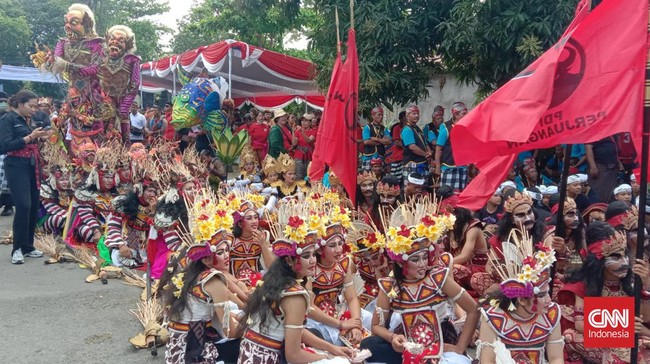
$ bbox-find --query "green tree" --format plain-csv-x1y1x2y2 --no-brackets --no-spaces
308,0,453,111
173,0,302,53
438,0,578,96
0,0,32,65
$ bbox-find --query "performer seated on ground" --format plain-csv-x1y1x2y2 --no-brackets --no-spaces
543,197,586,278
230,199,275,290
238,216,354,364
272,153,308,200
306,217,369,347
104,174,159,268
225,149,261,192
367,175,401,232
360,203,479,364
476,234,563,364
66,147,118,250
347,222,391,312
161,194,242,364
39,146,74,235
470,191,566,297
558,221,650,364
355,171,378,221
448,206,488,296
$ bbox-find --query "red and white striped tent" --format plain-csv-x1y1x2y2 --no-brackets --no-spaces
140,39,325,110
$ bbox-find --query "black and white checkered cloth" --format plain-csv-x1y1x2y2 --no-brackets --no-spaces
440,166,468,191
0,155,8,193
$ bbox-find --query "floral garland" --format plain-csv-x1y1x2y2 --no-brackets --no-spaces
385,213,455,262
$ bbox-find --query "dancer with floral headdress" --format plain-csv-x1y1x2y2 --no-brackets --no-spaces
272,152,308,200
161,187,242,364
360,201,478,364
238,201,355,364
476,228,563,364
347,221,391,312
305,204,370,347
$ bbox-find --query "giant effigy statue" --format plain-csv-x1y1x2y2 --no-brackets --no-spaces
38,3,107,154
99,25,141,143
33,4,141,153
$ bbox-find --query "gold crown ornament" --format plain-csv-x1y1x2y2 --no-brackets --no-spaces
504,191,534,213
357,171,378,185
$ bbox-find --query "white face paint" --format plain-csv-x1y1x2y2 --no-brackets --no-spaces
604,254,630,278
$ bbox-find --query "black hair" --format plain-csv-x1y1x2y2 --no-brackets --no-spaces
161,253,210,320
0,91,8,100
398,111,406,121
241,257,299,332
243,113,253,123
8,90,37,108
452,207,475,248
232,219,244,238
482,289,521,312
120,191,141,220
356,181,378,210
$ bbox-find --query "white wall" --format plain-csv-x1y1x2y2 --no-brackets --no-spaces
383,74,478,127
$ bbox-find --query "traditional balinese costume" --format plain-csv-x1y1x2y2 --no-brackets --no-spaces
272,153,308,200
229,199,271,287
238,205,322,364
39,145,73,235
347,221,391,312
361,201,462,363
165,189,236,364
476,230,562,364
356,171,377,220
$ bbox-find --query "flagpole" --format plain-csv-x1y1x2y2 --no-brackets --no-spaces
630,8,650,363
349,0,354,30
549,144,573,300
335,7,341,54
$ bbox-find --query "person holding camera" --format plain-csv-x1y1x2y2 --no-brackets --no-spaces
0,90,53,264
128,102,146,146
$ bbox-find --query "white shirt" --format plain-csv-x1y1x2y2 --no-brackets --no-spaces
129,112,146,141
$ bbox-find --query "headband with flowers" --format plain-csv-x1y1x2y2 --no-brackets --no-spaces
488,229,556,309
268,201,325,258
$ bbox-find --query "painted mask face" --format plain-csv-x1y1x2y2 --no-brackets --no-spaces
604,254,630,278
99,171,116,191
117,167,132,183
107,29,127,59
55,171,72,191
564,209,580,230
512,204,535,231
181,181,197,202
360,181,374,197
64,10,86,42
141,186,158,206
380,193,398,206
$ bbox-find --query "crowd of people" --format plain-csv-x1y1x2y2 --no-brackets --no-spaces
0,87,649,364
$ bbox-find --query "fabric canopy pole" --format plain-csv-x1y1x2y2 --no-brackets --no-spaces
228,48,232,99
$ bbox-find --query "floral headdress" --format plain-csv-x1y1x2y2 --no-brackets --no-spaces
276,152,295,175
262,155,280,177
504,191,533,214
376,180,401,197
183,187,234,262
268,201,323,257
381,197,455,263
347,221,385,256
489,229,556,306
357,171,377,185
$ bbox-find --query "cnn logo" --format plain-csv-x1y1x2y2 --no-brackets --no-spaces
584,297,634,348
587,309,629,328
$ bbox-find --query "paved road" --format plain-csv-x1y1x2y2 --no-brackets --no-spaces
0,215,164,364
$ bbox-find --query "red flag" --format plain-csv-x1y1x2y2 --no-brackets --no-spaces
310,29,360,203
451,0,647,210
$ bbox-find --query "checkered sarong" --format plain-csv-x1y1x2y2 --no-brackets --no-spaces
402,161,430,186
440,166,467,191
0,155,8,193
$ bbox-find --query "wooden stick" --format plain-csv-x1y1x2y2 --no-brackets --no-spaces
349,0,355,30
